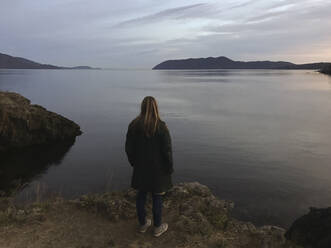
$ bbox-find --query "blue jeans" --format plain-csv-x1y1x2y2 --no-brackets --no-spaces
136,191,162,227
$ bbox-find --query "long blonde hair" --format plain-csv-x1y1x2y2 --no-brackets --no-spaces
136,96,160,137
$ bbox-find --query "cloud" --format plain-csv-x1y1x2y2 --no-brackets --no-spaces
152,1,331,64
228,0,261,10
113,0,265,29
1,0,331,67
113,3,212,28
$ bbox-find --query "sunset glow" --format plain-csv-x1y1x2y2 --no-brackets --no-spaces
1,0,331,67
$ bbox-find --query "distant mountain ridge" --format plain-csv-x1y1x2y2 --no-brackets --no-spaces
153,56,331,70
0,52,97,69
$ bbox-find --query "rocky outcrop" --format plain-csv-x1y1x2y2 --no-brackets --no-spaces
0,91,81,152
285,207,331,248
72,182,297,247
320,65,331,75
0,182,305,247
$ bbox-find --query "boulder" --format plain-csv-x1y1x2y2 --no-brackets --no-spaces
285,207,331,248
0,91,81,152
320,65,331,75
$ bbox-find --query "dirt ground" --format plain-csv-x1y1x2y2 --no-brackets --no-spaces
0,202,226,248
0,182,300,248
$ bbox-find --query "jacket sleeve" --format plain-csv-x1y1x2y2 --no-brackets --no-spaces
161,123,174,174
125,124,135,167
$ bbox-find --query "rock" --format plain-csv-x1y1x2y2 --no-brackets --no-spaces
71,182,294,247
320,65,331,75
1,182,298,247
175,213,213,236
0,91,82,152
73,192,136,221
285,207,331,248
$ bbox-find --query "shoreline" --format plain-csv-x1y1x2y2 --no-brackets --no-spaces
0,182,301,248
319,65,331,75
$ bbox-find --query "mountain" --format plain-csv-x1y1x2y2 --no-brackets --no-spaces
153,56,331,70
70,66,96,70
0,52,97,69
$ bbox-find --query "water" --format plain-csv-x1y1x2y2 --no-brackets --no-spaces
1,69,331,227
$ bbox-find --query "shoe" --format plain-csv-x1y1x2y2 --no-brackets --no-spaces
139,219,152,233
153,223,168,237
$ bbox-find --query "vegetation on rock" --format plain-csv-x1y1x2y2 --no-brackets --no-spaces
0,91,81,152
0,182,302,247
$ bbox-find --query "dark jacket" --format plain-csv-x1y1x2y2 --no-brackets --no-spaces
125,119,173,193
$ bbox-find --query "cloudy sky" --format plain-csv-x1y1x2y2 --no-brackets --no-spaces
1,0,331,68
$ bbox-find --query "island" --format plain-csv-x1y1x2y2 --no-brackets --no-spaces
153,56,331,70
0,52,98,69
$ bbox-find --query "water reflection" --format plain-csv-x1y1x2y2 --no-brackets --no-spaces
0,139,75,196
159,69,237,77
158,69,298,78
1,69,331,227
326,75,331,88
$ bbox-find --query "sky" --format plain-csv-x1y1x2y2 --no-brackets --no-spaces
1,0,331,68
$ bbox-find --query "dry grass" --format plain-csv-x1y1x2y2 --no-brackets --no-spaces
0,183,300,248
0,200,210,248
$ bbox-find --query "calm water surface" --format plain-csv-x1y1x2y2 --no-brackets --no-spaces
1,69,331,227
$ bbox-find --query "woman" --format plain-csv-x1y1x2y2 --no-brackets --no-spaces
125,96,173,237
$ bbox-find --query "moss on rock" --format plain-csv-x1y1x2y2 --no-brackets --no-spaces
0,91,81,152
